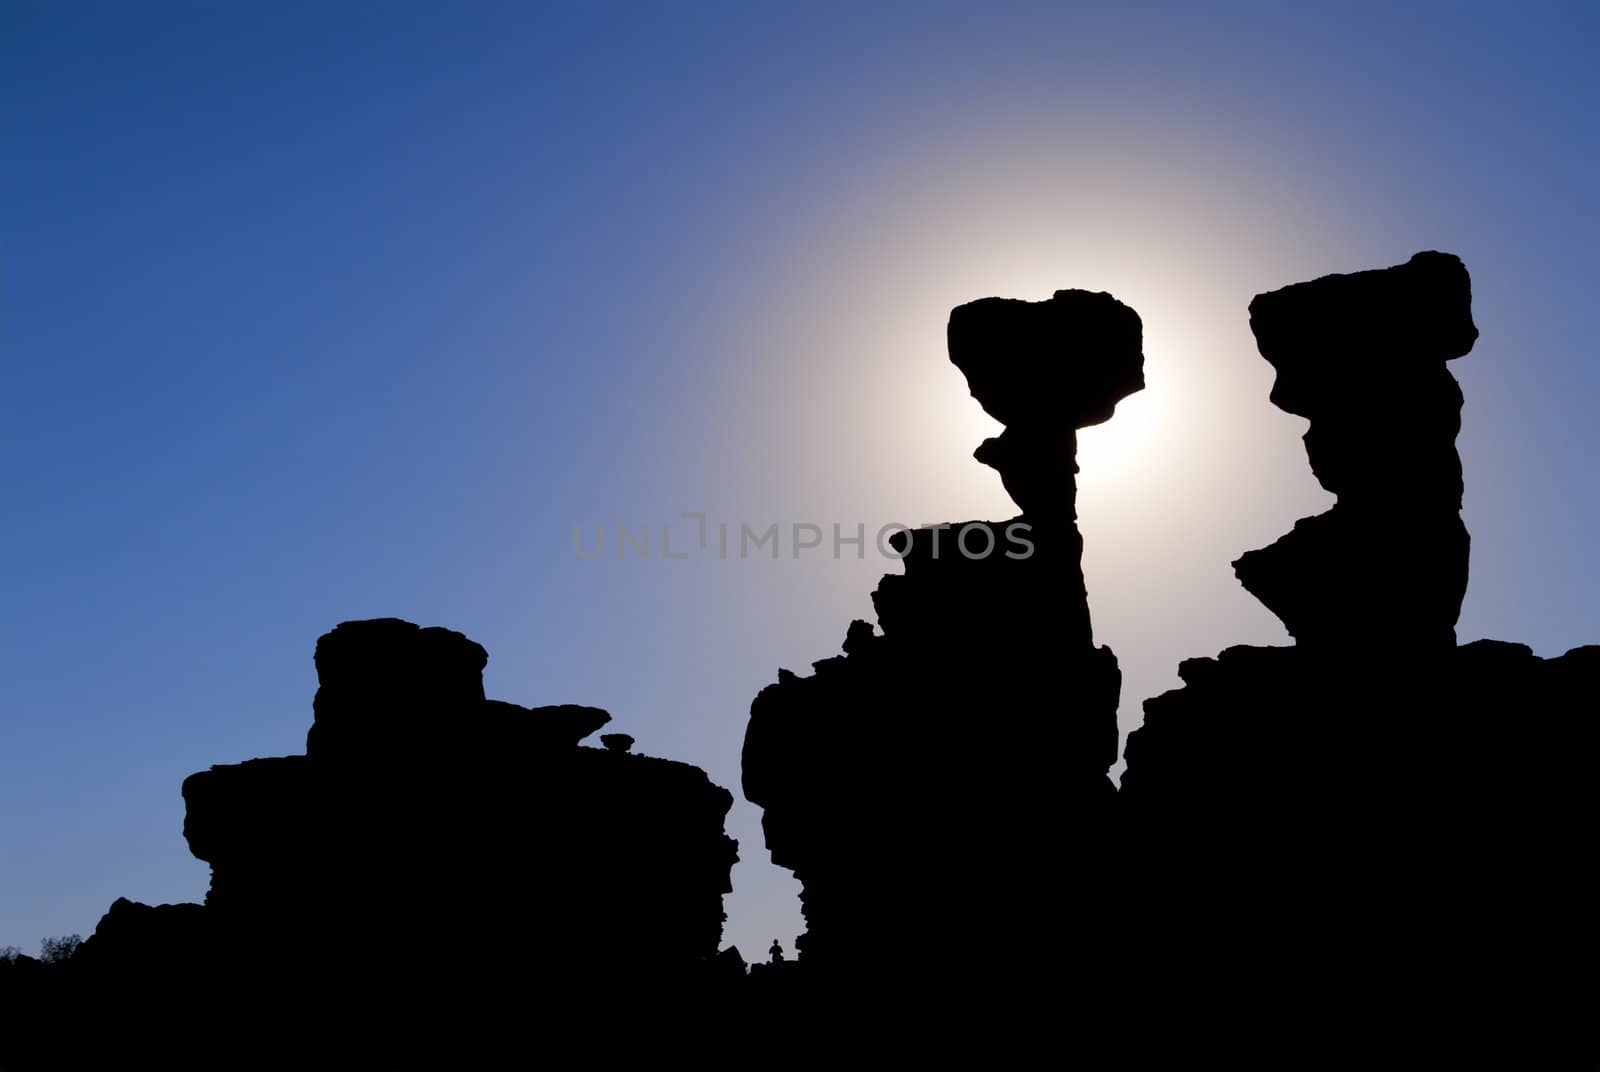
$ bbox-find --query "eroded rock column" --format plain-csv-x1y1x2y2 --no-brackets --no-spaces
743,289,1144,986
1120,252,1597,1051
1234,251,1478,649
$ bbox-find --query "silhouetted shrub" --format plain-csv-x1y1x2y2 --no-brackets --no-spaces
39,935,81,964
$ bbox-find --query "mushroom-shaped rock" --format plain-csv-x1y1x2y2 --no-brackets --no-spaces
947,289,1144,523
741,285,1137,988
947,288,1144,432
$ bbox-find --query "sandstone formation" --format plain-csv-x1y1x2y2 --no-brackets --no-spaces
743,289,1143,984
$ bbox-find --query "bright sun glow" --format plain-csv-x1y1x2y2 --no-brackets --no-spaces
1076,378,1170,489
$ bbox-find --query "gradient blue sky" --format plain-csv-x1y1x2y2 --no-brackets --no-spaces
3,2,1597,959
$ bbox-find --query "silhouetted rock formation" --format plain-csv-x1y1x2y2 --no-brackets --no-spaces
74,898,209,977
10,256,1595,1064
30,618,740,1061
1120,253,1596,1057
954,290,1142,526
743,289,1143,986
185,619,737,980
1234,251,1477,648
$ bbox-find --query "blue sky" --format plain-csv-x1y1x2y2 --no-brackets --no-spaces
3,2,1597,959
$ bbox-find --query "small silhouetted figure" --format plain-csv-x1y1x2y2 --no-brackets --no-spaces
768,939,785,964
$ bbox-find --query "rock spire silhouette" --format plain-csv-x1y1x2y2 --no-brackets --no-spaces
742,289,1144,986
1120,252,1595,1058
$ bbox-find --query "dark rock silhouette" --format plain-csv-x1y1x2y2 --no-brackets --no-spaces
73,899,205,974
6,255,1594,1063
1234,251,1477,648
952,289,1143,531
1120,252,1596,1056
185,619,737,980
742,289,1143,986
15,618,741,1062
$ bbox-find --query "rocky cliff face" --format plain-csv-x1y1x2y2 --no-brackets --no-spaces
742,289,1143,981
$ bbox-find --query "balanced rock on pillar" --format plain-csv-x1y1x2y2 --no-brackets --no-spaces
949,289,1144,526
742,286,1144,989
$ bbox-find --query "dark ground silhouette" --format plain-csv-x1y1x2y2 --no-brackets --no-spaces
2,252,1593,1065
